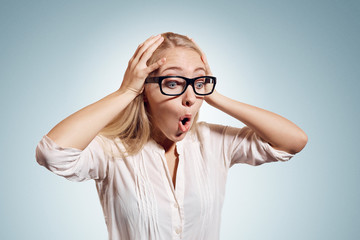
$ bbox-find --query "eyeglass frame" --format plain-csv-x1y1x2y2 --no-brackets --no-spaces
144,76,217,96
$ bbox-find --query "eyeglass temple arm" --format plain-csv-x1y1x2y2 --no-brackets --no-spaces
144,77,160,83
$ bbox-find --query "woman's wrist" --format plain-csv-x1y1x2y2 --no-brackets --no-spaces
205,90,220,107
116,87,141,100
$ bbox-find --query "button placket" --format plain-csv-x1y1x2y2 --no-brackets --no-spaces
175,226,182,235
173,141,185,239
171,199,182,237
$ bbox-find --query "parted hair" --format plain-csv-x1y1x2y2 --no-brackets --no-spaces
99,32,202,155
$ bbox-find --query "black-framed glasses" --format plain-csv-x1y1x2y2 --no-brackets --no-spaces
145,76,216,96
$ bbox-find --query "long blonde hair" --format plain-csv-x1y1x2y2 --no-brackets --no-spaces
100,32,202,155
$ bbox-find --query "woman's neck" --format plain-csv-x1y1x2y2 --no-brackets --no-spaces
151,128,176,153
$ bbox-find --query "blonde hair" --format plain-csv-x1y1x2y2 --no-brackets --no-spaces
100,32,202,155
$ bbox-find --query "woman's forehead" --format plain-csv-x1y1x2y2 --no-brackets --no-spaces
157,48,205,75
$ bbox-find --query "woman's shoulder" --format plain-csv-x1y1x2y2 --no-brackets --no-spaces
192,121,229,141
195,121,221,130
189,122,240,151
194,121,250,141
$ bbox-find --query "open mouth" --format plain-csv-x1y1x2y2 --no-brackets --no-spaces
179,115,192,132
181,117,190,125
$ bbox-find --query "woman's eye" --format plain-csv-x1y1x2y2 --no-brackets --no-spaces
195,82,204,89
166,81,178,88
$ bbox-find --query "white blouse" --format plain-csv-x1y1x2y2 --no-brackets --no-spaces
36,122,294,240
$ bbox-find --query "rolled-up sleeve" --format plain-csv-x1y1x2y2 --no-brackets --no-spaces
36,135,109,181
229,126,294,167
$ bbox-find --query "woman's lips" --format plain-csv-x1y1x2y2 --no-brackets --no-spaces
178,114,192,132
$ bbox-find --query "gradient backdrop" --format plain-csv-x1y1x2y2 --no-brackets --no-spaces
1,0,359,239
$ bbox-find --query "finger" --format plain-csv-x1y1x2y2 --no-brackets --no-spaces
129,35,156,62
129,42,144,63
138,36,164,65
129,35,158,65
133,34,162,63
146,57,166,74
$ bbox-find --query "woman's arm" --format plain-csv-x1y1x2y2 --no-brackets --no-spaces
47,35,165,150
205,91,308,154
190,38,307,154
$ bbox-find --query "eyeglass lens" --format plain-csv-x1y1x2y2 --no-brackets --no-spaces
161,77,215,95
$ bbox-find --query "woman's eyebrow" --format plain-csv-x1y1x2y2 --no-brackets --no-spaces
161,66,182,72
194,67,206,72
161,66,206,73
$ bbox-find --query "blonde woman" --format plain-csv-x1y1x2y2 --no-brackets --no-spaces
36,32,307,240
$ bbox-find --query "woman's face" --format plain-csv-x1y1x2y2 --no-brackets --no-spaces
144,47,206,143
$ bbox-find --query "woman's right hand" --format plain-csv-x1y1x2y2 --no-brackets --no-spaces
119,34,166,96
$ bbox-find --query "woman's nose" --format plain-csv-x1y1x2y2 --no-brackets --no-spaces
182,85,196,107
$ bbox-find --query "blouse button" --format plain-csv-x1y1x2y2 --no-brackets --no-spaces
173,203,178,208
175,227,182,235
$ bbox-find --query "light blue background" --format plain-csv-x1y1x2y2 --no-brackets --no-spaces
1,0,359,239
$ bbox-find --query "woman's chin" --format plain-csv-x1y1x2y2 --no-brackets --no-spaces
152,125,190,145
173,131,187,141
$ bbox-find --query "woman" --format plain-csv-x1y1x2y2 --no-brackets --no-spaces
36,32,307,240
